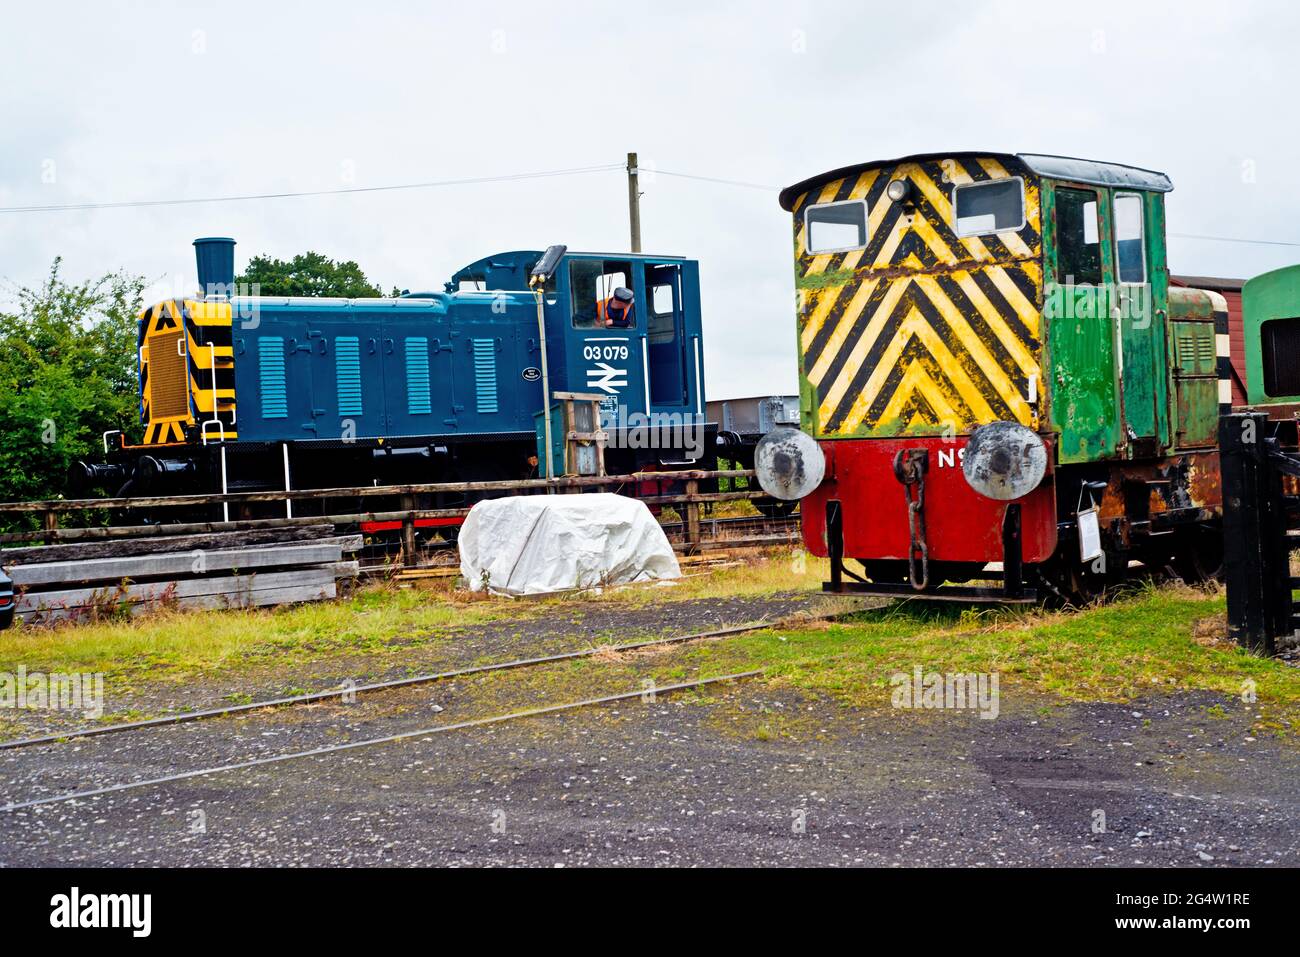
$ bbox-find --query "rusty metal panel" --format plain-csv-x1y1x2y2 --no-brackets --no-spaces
1167,288,1223,449
1094,452,1222,526
1174,376,1219,447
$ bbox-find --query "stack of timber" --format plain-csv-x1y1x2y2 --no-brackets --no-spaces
2,525,360,625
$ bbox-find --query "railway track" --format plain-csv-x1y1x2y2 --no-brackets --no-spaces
0,605,878,754
0,671,761,813
0,617,803,752
0,603,878,812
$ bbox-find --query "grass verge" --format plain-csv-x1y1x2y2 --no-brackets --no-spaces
672,581,1300,734
0,584,515,682
0,549,825,682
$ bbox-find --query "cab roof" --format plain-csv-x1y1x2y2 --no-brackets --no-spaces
447,249,690,291
778,151,1174,210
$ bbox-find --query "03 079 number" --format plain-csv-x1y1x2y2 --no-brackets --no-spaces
583,345,629,361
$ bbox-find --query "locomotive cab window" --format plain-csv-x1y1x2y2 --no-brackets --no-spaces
804,200,867,253
1261,317,1300,398
1054,187,1103,285
646,264,680,345
953,177,1024,237
571,259,635,329
1113,193,1146,284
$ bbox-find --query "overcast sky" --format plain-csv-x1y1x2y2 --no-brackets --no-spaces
2,0,1297,398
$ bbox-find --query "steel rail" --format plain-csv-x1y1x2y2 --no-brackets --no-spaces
0,671,762,812
0,616,827,752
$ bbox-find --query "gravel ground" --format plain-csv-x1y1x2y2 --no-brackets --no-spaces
1,593,1297,867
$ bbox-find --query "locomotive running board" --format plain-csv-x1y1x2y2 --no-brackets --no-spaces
821,581,1040,604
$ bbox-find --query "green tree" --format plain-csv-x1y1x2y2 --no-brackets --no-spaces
0,260,145,507
236,251,389,298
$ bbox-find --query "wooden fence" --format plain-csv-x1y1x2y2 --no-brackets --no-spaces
0,469,794,567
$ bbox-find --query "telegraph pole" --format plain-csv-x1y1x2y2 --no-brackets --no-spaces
626,152,642,253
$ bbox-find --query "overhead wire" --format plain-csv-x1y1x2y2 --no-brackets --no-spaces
0,158,1295,248
0,163,625,214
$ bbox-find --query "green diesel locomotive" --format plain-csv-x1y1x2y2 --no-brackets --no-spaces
756,151,1298,603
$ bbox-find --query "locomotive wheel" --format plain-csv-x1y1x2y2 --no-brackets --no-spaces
1171,525,1224,585
1033,560,1096,609
1035,548,1127,608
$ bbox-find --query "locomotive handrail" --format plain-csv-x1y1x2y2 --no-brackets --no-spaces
200,419,227,445
1266,445,1300,479
0,469,758,513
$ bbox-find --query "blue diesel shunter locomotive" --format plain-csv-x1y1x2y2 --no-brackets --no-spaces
85,239,719,519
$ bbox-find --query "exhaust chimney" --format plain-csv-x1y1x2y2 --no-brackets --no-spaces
194,237,236,298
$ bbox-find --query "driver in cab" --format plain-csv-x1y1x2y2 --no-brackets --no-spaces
596,286,635,328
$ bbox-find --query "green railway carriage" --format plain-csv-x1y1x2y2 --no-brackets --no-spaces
772,151,1242,602
1243,264,1300,409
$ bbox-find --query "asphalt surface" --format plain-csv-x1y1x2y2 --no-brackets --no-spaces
1,594,1297,867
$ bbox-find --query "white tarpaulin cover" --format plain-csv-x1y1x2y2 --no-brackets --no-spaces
458,493,682,596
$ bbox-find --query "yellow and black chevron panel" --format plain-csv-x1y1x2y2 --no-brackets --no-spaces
138,298,237,446
141,420,188,444
787,155,1043,439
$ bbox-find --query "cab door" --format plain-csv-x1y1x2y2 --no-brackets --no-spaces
644,262,689,411
1045,182,1121,463
566,257,637,418
1110,190,1169,454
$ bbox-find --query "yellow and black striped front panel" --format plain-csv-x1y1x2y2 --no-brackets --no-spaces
138,299,237,445
792,155,1043,439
